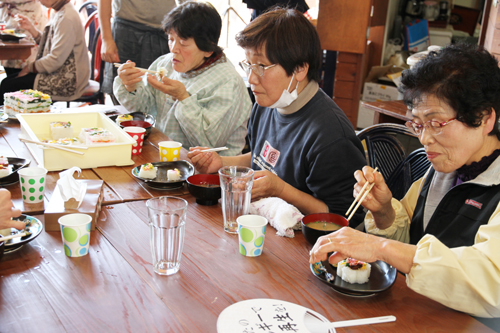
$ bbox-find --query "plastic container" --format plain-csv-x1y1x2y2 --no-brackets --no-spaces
17,112,135,171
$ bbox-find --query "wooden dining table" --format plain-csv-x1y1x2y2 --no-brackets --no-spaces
0,107,494,332
0,39,35,60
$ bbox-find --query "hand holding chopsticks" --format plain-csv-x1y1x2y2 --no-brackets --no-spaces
345,167,379,221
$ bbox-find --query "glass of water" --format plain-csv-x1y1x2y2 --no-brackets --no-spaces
218,166,254,234
146,196,188,275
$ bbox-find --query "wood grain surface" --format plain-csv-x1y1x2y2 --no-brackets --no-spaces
0,108,493,332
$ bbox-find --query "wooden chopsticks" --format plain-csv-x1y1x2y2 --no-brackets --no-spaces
19,138,87,155
0,231,29,242
113,63,157,74
200,147,228,153
345,167,379,221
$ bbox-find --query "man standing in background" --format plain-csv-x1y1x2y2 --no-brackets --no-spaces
98,0,177,103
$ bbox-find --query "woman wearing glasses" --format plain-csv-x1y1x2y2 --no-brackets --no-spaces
188,8,366,221
113,2,251,156
310,44,500,319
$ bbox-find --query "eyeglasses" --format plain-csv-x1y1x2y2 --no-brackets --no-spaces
239,60,276,77
405,118,456,136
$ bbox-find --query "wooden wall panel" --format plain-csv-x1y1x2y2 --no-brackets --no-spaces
333,81,355,99
316,0,372,53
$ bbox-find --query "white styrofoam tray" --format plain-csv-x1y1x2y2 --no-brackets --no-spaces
17,111,135,171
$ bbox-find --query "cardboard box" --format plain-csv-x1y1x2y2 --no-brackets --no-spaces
44,179,104,231
362,65,404,102
17,112,135,171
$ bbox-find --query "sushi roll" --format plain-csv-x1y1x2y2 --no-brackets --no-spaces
337,258,371,284
138,163,157,179
43,137,79,145
167,168,181,181
0,164,12,178
116,114,133,124
50,121,73,140
157,67,168,80
79,128,115,144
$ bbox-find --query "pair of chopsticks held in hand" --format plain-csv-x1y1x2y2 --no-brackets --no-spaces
113,63,159,75
345,167,379,221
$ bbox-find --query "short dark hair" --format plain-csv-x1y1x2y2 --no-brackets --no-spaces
162,1,223,58
400,43,500,139
235,8,321,82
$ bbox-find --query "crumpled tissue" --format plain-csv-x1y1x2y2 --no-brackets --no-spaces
249,197,303,238
57,166,87,209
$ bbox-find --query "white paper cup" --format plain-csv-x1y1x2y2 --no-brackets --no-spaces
237,215,268,257
58,213,92,257
158,141,182,162
18,167,48,203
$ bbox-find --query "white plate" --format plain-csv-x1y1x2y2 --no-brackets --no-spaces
217,298,332,333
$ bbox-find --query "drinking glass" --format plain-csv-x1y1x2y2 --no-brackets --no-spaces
146,196,188,275
218,166,254,234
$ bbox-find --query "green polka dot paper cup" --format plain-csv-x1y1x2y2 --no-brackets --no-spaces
58,213,92,257
237,215,268,257
18,167,48,204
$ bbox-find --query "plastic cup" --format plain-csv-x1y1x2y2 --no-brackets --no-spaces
124,126,146,155
218,166,254,234
146,196,188,275
18,167,47,203
159,141,182,162
58,213,92,257
237,215,268,257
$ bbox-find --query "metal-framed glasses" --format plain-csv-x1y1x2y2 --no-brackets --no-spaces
405,118,457,136
239,60,276,77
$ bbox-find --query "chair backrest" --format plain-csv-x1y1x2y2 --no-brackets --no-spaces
357,123,417,180
385,148,431,200
357,123,426,199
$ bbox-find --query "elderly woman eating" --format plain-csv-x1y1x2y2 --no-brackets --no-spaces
309,43,500,319
113,1,251,156
188,8,366,222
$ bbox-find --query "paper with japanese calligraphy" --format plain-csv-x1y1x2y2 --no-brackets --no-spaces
217,298,333,333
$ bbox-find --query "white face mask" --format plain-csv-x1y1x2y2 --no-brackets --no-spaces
269,73,299,109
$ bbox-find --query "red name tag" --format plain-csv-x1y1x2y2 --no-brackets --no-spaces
260,141,280,167
465,199,483,210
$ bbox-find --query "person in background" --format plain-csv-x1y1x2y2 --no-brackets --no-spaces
188,8,366,222
0,0,48,77
114,1,252,156
98,0,178,103
309,43,500,319
0,189,24,230
243,0,308,20
0,0,90,104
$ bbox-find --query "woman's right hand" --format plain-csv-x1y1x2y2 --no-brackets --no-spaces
353,166,393,214
15,14,36,38
187,147,223,174
117,61,143,92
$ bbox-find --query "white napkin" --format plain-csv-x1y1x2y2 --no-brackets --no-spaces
57,166,87,209
249,197,304,238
